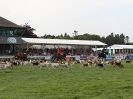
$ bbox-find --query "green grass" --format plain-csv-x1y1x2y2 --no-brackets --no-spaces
0,64,133,99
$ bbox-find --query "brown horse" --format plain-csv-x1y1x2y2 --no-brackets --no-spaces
15,52,27,61
56,53,66,63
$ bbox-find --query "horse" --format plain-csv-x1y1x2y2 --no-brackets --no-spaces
15,52,28,61
98,52,106,61
56,53,66,63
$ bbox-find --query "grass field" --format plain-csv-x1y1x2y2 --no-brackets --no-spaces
0,63,133,99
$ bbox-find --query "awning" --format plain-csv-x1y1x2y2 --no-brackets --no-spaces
107,44,133,49
22,38,107,46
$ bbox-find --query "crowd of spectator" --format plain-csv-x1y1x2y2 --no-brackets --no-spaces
24,48,95,56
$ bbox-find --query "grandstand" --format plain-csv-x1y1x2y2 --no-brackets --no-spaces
0,16,107,59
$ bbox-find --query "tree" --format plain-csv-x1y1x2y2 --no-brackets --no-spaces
64,33,70,39
105,33,115,46
125,36,129,44
103,33,129,45
119,33,125,44
42,34,55,39
22,23,37,38
41,32,130,45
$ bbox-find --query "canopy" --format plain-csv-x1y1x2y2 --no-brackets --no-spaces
107,44,133,49
22,38,107,46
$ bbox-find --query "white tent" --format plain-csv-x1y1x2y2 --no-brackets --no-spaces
107,44,133,49
107,44,133,55
22,38,107,46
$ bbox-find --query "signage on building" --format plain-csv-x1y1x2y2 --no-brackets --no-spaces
7,37,17,43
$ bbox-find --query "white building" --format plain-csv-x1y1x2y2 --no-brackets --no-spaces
107,44,133,55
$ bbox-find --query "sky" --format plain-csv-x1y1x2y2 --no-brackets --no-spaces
1,0,133,41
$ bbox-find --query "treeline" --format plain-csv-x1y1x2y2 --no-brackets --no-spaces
22,24,130,46
41,32,130,46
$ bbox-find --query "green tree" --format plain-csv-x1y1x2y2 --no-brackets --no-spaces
125,36,129,44
22,23,37,38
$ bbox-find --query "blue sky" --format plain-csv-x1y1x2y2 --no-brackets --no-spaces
1,0,133,41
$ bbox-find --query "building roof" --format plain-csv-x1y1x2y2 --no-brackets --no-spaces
22,38,107,46
107,44,133,49
0,16,22,28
